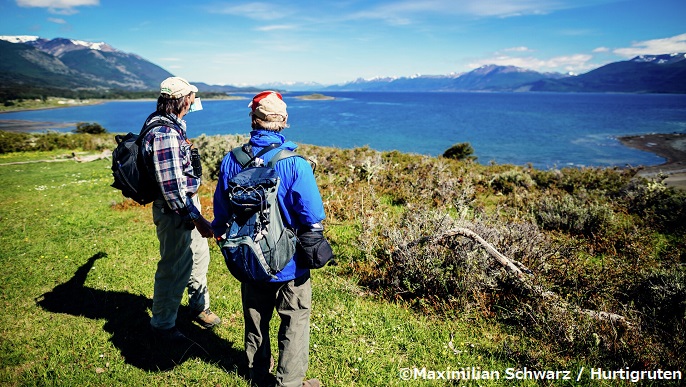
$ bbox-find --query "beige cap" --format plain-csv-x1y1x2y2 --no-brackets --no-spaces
249,91,287,120
160,77,198,99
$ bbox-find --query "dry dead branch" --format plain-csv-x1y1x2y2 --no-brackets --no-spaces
404,227,634,328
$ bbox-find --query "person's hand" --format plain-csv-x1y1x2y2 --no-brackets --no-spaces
193,217,214,238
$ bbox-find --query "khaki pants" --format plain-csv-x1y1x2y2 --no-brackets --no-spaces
150,197,211,329
242,274,312,387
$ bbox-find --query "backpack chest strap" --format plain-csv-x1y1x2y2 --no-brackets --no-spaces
231,143,303,169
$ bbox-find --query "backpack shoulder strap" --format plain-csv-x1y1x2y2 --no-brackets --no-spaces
136,114,176,145
267,149,305,168
232,143,280,169
231,145,253,168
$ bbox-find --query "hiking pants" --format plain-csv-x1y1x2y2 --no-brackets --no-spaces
242,273,312,387
150,196,211,329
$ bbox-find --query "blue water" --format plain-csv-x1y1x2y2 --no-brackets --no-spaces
3,92,686,169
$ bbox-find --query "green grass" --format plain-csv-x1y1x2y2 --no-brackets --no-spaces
1,147,681,386
0,151,528,386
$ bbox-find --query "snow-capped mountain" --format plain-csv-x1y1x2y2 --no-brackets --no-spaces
0,35,172,91
631,53,686,65
0,35,41,44
256,81,326,92
528,53,686,93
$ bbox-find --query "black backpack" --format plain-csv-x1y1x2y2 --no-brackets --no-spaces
110,115,171,205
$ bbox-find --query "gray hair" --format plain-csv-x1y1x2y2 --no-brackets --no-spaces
251,116,289,132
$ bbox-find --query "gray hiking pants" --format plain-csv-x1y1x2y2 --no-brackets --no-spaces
242,273,312,387
150,196,211,329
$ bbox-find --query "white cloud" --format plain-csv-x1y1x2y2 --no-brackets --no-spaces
593,47,609,53
16,0,98,14
613,33,686,57
469,53,595,73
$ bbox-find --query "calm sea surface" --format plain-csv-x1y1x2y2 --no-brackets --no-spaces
3,92,686,169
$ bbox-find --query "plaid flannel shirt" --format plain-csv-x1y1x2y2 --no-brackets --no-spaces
143,114,201,221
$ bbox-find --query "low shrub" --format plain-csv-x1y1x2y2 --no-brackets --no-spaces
74,122,107,134
0,130,114,153
533,193,614,238
489,168,535,194
620,175,686,234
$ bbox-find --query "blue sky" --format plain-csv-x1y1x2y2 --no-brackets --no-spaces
1,0,685,86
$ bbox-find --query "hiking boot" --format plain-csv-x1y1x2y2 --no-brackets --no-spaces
193,308,221,328
151,326,188,344
302,379,321,387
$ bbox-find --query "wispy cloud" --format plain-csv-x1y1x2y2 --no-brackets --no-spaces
16,0,99,15
347,0,615,23
255,24,298,32
613,33,686,57
207,2,294,21
47,17,67,24
503,46,533,52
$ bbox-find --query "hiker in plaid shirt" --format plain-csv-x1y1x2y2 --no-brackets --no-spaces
142,77,221,343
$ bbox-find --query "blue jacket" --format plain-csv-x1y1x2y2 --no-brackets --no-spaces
212,130,326,282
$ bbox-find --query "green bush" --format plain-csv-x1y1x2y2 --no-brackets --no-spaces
74,122,107,134
620,176,686,234
0,131,31,153
442,142,476,161
0,130,114,153
192,134,247,180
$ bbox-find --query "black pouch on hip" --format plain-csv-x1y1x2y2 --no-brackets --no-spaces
297,228,334,269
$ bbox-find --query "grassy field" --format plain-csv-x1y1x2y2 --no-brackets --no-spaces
1,138,684,386
0,151,522,386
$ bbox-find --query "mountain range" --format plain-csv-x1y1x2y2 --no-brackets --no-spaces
1,35,685,96
323,66,568,92
324,54,686,93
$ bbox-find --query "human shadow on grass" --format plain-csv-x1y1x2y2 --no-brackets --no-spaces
36,252,246,375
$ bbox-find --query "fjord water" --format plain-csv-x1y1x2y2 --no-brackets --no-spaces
4,92,686,169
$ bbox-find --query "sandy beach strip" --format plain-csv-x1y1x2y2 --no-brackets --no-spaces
618,132,686,190
0,119,77,132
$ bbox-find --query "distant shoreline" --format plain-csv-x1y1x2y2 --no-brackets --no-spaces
0,99,106,115
0,96,245,115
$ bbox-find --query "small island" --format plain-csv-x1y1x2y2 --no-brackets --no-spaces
295,93,335,101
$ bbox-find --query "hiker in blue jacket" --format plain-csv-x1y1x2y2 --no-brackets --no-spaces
212,91,325,387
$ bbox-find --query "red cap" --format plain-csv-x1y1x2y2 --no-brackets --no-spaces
249,91,283,113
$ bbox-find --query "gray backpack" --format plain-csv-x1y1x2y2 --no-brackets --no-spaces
217,144,303,282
